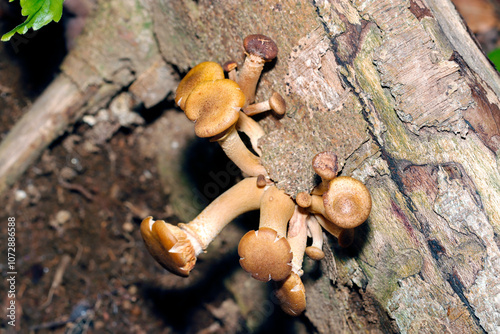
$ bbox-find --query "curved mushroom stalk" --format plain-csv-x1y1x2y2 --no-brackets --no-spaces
313,214,355,248
238,185,295,281
184,79,267,177
141,177,265,277
311,151,338,196
180,176,266,249
237,34,278,107
305,215,325,260
236,111,266,156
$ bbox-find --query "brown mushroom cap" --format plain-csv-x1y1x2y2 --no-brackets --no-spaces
223,60,238,72
184,79,245,138
140,217,196,277
305,246,325,260
175,61,224,110
312,151,338,181
269,92,286,115
296,191,312,208
274,272,306,316
243,34,278,61
238,227,292,282
323,176,372,229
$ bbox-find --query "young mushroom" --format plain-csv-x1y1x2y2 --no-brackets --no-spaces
305,215,325,260
184,78,267,177
243,91,286,117
311,151,338,195
223,60,238,82
237,34,278,107
323,176,372,229
175,61,225,111
140,177,266,277
238,185,295,281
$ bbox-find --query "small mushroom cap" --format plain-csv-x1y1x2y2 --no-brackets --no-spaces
140,217,196,277
269,92,286,115
305,246,325,260
312,151,338,180
296,191,312,208
238,227,292,282
223,60,238,72
243,34,278,61
184,79,245,138
323,176,372,229
274,272,306,316
175,61,224,110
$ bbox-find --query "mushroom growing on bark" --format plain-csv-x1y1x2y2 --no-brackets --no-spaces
311,151,338,195
140,177,266,277
237,34,278,107
174,61,224,110
305,214,325,260
238,185,295,281
184,78,267,177
243,91,286,117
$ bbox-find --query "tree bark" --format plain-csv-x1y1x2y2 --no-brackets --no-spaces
2,0,499,332
151,0,500,332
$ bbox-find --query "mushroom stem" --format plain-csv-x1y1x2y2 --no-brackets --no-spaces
287,206,309,276
305,215,325,260
313,214,355,248
216,125,267,177
236,111,265,156
237,53,266,107
308,194,328,217
259,185,295,237
243,92,286,116
180,177,265,250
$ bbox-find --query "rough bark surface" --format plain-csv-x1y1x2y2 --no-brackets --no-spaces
151,0,500,333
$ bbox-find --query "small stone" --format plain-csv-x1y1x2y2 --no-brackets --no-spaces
55,210,72,225
14,189,27,201
122,222,134,233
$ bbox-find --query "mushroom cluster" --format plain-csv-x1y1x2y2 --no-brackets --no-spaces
140,34,372,316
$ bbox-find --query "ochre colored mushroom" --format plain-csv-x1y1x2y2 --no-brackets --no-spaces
140,217,197,277
274,272,306,316
313,214,355,248
184,78,267,177
305,215,325,260
323,176,372,229
236,111,266,156
141,177,265,276
311,151,338,195
238,185,295,281
175,61,224,110
243,91,286,117
237,34,278,107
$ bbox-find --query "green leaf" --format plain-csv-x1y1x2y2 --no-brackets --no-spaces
488,48,500,72
1,0,64,42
